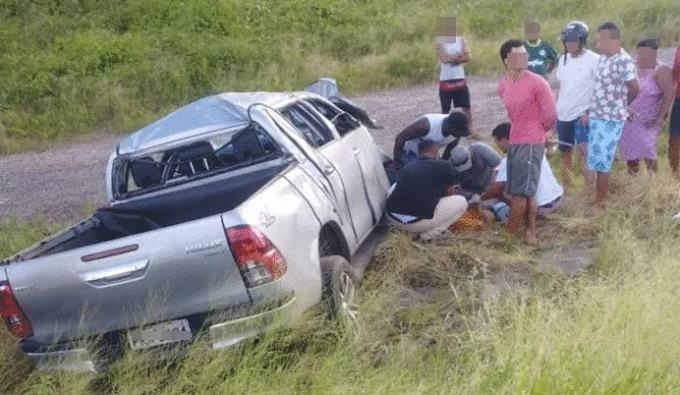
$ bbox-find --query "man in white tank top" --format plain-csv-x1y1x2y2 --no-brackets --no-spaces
391,112,470,170
436,17,478,138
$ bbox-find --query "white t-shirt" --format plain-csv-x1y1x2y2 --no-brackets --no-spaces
495,155,563,206
555,49,600,122
438,37,466,81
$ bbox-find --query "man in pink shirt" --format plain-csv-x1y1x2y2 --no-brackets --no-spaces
497,39,557,245
669,45,680,179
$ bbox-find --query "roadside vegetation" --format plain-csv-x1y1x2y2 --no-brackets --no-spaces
1,0,679,153
1,138,678,393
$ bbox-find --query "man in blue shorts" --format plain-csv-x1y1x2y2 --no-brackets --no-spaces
583,22,639,214
555,21,599,192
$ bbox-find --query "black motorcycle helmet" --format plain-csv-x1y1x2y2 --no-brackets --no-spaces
559,21,589,65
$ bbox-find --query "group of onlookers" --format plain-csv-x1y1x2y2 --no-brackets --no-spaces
384,17,680,244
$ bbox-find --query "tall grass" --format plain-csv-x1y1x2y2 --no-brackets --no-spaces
1,157,679,393
1,0,679,153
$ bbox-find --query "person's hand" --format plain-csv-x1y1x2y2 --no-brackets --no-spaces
469,194,481,205
580,112,589,126
387,162,400,173
626,106,634,122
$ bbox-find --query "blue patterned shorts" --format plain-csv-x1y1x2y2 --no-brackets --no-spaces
587,117,624,173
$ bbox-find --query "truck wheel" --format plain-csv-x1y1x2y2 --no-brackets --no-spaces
320,255,360,334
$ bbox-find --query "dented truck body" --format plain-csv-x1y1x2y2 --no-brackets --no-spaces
1,84,391,372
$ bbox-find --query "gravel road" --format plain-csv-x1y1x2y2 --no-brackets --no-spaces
0,48,675,224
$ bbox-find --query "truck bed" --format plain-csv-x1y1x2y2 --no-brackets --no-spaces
5,157,293,264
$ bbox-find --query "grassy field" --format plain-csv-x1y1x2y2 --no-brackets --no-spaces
1,134,679,393
1,0,679,153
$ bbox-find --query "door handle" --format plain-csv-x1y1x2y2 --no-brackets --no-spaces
353,147,362,154
324,164,335,175
80,259,149,287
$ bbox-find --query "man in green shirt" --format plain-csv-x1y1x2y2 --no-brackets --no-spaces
525,21,559,78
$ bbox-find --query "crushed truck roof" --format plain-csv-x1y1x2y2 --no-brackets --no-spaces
116,91,314,155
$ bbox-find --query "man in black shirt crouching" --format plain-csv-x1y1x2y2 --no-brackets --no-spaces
385,139,469,241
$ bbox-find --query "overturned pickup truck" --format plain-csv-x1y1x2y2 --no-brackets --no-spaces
1,80,392,372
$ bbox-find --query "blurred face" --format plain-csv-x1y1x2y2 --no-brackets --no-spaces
525,23,540,41
436,16,456,43
637,46,657,69
565,41,583,55
596,29,621,55
494,137,510,153
505,46,528,70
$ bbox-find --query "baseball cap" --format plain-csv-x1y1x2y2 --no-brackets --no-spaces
443,112,470,137
450,146,472,172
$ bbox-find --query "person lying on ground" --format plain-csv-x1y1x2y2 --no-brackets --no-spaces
447,142,502,200
482,122,564,219
385,139,468,241
390,111,470,171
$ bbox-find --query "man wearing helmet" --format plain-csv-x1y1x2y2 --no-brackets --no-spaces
554,21,600,192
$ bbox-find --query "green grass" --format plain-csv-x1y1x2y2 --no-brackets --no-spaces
1,0,679,153
1,156,679,393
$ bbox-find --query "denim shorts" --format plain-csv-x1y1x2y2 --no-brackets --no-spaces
556,116,589,152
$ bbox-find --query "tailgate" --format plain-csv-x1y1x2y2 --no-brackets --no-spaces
4,216,251,344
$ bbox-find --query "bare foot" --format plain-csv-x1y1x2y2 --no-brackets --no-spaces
588,204,605,217
523,233,539,246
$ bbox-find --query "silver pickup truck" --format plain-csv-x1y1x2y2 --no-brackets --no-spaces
1,80,393,373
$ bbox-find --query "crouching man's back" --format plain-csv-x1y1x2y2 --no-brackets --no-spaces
386,139,468,241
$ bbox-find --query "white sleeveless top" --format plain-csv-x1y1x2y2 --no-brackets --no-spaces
439,37,466,81
403,114,457,154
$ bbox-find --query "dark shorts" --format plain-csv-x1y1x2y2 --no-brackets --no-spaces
506,143,544,197
556,116,589,152
670,97,680,137
439,79,471,113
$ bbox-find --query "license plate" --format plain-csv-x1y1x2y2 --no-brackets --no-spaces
127,319,193,351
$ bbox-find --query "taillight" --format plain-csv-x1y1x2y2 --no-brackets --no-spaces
226,226,287,288
0,282,33,338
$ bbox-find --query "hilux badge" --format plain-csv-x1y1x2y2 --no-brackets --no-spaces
185,239,222,254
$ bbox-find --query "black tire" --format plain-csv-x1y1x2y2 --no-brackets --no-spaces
320,255,360,333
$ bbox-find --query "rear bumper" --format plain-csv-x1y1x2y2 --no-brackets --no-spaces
20,293,298,373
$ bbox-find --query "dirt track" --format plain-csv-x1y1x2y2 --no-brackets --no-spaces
0,48,675,224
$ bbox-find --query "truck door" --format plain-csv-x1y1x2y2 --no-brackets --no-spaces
302,98,390,231
256,106,360,251
276,101,376,245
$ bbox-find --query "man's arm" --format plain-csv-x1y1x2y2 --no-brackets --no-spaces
480,181,506,201
655,66,675,122
392,117,429,165
535,77,558,132
622,55,639,104
545,43,560,75
441,138,461,160
436,37,471,64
